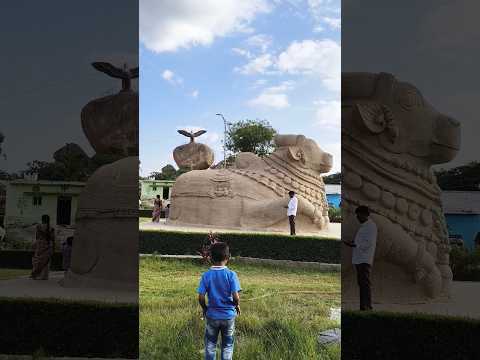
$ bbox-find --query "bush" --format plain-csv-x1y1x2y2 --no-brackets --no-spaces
0,250,63,270
139,230,340,263
328,207,342,223
342,310,480,360
450,247,480,281
0,297,138,358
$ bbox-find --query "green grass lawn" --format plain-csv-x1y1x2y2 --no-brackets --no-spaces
0,268,30,280
140,257,340,359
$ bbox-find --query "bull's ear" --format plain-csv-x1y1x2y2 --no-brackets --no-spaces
288,146,307,165
356,103,386,133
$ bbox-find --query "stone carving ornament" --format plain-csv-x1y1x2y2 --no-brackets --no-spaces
169,134,332,233
173,129,214,170
342,72,461,303
62,62,138,291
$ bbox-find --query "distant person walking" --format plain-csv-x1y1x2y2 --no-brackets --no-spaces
31,214,55,280
285,191,298,235
343,206,377,310
164,203,170,221
62,236,73,272
152,195,162,222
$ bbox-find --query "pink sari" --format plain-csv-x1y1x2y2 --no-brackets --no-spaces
31,224,55,280
152,199,162,222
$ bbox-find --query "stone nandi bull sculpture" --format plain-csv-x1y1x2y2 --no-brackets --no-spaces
342,72,461,303
169,134,333,233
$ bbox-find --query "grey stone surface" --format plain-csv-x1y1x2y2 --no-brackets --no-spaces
318,328,341,345
169,134,333,233
342,72,461,303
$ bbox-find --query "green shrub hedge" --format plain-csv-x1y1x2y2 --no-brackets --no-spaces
139,230,340,263
450,247,480,281
0,297,138,358
342,310,480,359
0,250,63,270
328,207,342,223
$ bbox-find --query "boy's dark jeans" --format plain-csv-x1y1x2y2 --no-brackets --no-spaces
205,317,235,360
355,263,372,310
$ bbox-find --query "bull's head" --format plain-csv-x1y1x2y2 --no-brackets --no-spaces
342,72,460,164
274,134,332,174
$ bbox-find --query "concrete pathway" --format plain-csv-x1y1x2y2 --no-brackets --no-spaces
342,281,480,319
140,219,341,239
0,272,137,304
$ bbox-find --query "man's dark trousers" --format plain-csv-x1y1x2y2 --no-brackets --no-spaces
288,215,296,235
355,263,372,310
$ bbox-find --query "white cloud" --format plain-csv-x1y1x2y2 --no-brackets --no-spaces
307,0,341,33
322,16,341,29
251,79,268,88
191,90,199,98
249,93,290,108
140,0,271,53
162,69,183,85
314,99,340,129
246,34,273,52
162,69,174,81
248,81,294,109
232,47,253,59
277,39,340,92
235,53,275,75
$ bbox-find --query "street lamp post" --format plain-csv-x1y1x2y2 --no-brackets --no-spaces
216,113,227,168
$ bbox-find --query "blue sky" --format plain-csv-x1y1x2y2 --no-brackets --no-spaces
139,0,340,177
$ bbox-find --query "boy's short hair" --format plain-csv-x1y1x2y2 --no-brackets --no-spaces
288,190,295,196
355,205,370,215
210,242,230,262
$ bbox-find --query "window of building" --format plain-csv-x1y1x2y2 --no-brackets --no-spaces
33,196,42,206
152,185,157,191
163,187,169,200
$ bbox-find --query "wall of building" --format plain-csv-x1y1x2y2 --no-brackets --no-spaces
140,180,174,208
5,182,83,228
327,194,341,208
445,214,480,250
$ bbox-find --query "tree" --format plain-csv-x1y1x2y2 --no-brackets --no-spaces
161,165,177,180
149,164,184,180
435,162,480,191
21,143,96,181
323,172,341,184
226,119,276,157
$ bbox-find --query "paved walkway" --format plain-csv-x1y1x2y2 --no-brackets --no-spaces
342,281,480,319
0,272,137,304
140,219,341,239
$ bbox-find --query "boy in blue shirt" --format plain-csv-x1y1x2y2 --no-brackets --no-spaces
197,242,241,360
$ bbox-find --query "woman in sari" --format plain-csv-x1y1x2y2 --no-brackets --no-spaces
31,214,55,280
152,195,162,222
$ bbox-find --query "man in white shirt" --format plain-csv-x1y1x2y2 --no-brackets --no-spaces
286,191,298,236
343,205,377,310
